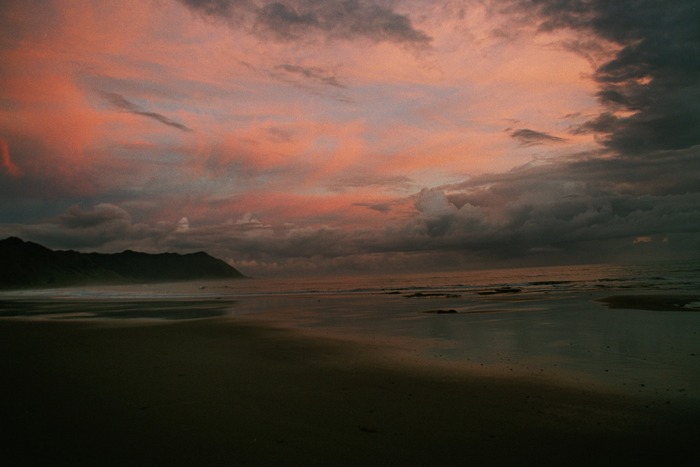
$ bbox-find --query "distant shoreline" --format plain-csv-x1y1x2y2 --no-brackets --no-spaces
0,275,251,291
0,236,247,289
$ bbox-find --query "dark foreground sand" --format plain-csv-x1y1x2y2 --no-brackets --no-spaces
1,316,699,467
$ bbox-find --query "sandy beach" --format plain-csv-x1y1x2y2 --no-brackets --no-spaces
1,304,699,466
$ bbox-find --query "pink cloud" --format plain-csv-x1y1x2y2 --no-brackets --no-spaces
0,138,21,176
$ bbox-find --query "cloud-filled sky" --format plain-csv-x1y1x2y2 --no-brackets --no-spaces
1,0,699,276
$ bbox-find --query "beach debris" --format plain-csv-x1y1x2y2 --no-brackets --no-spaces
598,295,700,312
404,292,461,298
422,309,458,314
477,286,522,295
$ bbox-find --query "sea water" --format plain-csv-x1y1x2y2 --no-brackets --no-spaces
2,260,700,404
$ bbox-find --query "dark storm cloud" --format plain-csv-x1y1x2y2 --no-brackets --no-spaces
101,92,193,132
559,38,609,67
276,64,346,88
361,171,693,268
178,0,431,46
56,203,131,230
517,0,700,156
1,204,164,250
510,128,567,146
352,202,392,213
179,0,248,17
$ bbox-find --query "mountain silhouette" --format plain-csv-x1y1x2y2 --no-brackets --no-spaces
0,237,246,288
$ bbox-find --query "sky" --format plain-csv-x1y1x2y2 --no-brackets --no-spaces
1,0,699,277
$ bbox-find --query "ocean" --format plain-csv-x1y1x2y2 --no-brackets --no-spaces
2,260,700,404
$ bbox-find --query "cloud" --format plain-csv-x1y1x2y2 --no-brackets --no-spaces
517,0,700,156
3,169,699,277
270,62,354,101
11,204,142,249
178,0,248,17
2,1,699,276
509,128,567,146
101,92,193,132
276,64,346,88
329,173,414,192
0,138,21,176
57,203,131,230
352,202,391,213
176,217,190,232
233,212,267,227
179,0,431,46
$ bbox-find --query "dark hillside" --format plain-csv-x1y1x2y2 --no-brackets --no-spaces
0,237,246,288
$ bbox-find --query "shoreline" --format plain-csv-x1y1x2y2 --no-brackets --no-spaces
2,316,699,466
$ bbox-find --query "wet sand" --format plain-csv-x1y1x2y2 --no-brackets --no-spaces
1,315,699,466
